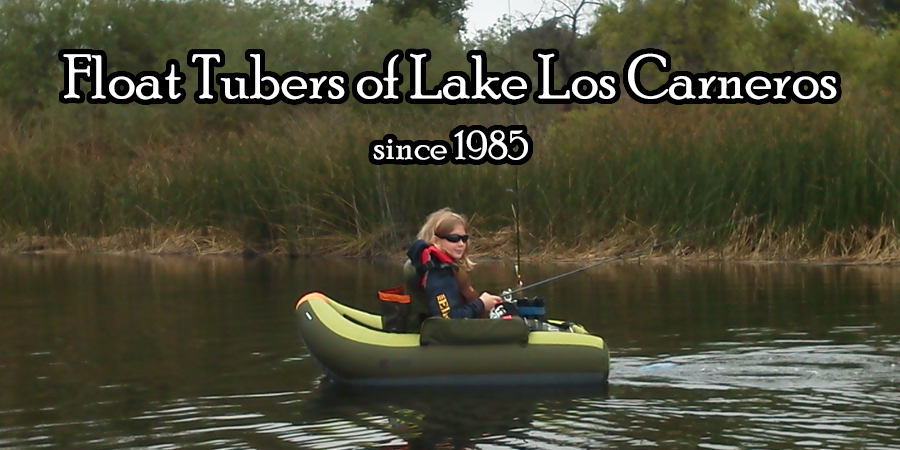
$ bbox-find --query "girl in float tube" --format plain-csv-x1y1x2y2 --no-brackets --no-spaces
407,208,503,319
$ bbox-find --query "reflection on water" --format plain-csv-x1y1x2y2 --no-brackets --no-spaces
1,254,899,449
292,383,610,449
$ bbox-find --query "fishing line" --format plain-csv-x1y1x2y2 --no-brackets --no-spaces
508,0,523,288
504,214,764,296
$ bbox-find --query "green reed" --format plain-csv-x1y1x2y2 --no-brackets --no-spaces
1,89,898,256
525,93,899,246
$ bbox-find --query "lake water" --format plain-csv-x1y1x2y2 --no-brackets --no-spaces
1,254,898,449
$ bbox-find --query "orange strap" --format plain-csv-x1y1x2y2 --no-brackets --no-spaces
378,285,411,304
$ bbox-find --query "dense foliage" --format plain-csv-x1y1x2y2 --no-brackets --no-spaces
1,0,898,259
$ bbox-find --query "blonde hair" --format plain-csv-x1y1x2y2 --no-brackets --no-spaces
416,207,475,269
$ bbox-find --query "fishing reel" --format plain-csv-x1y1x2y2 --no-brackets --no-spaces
495,289,546,321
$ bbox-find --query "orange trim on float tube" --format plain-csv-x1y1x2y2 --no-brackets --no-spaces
377,285,411,304
295,292,329,310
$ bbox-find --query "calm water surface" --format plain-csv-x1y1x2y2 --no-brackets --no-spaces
1,254,898,449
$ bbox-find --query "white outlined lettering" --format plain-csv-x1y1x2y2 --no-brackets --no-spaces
58,48,841,108
352,49,403,104
621,49,842,106
215,50,348,105
369,134,451,165
187,50,224,103
534,50,569,101
58,50,185,104
58,50,107,103
623,49,671,102
533,50,620,104
450,125,532,165
406,49,442,101
405,49,531,104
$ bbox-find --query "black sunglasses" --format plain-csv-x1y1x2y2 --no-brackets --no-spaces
437,233,469,243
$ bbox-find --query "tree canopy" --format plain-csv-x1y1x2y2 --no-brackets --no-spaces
369,0,469,31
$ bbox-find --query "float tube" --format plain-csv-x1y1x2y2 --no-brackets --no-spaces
294,292,610,386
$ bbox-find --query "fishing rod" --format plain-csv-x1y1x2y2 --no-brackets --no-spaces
507,0,523,289
503,214,762,297
509,189,523,287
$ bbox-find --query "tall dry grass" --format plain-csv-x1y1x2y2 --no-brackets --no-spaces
1,88,899,260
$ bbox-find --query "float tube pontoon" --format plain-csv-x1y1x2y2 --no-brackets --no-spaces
294,292,610,386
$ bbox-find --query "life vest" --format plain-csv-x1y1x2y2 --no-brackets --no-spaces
416,244,456,288
407,240,484,319
379,245,457,332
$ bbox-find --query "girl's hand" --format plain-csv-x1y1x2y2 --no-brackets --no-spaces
479,292,503,310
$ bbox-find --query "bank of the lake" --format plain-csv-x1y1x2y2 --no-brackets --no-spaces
3,100,899,265
3,0,900,267
3,223,900,265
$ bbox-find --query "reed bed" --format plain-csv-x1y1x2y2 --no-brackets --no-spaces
1,89,899,262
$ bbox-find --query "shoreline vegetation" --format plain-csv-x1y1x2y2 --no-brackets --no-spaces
3,223,900,265
1,0,899,266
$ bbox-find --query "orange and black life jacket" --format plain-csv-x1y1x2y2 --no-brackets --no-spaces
406,240,485,319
